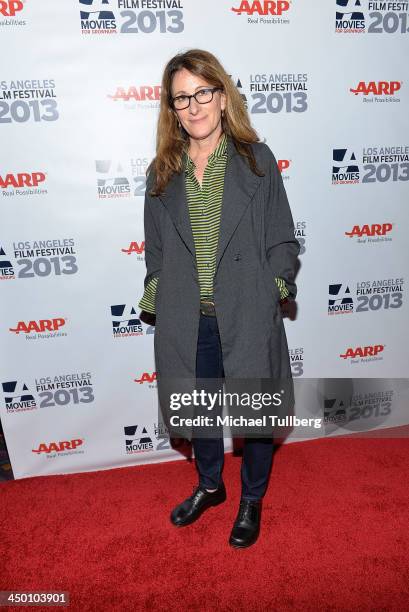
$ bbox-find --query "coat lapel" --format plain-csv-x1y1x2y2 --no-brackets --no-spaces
215,136,262,274
158,135,263,275
157,162,195,257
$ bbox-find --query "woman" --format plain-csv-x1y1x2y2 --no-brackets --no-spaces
138,49,300,548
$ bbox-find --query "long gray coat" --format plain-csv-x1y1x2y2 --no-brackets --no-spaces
141,135,300,439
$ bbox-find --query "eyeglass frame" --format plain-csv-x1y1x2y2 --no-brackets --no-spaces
170,86,224,111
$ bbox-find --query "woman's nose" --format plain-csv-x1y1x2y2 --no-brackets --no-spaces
189,97,201,113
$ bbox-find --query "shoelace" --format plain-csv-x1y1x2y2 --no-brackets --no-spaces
188,485,204,501
237,500,259,523
189,484,219,501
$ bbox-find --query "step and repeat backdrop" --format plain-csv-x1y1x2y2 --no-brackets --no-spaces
1,0,408,479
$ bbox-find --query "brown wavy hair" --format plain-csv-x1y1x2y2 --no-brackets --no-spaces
147,48,264,196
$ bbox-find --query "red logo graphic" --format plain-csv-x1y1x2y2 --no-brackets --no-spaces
108,86,161,102
134,372,157,384
277,159,290,173
231,1,289,15
0,172,46,189
9,319,66,334
122,241,145,255
0,0,23,16
32,439,84,454
340,345,384,359
350,81,401,96
345,223,393,238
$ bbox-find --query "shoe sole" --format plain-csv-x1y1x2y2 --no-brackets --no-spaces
229,528,260,548
171,492,227,527
229,536,259,549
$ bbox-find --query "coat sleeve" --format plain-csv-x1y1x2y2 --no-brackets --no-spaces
263,146,300,301
138,276,158,314
138,173,162,313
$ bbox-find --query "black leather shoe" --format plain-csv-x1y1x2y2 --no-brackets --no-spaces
170,482,226,527
229,499,262,548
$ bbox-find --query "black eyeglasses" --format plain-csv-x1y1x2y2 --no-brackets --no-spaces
171,87,223,110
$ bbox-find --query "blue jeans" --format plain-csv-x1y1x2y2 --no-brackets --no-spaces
192,312,274,501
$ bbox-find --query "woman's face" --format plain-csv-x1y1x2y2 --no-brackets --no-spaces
171,68,226,142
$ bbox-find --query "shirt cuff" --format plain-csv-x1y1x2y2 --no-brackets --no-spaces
138,276,159,315
274,277,289,301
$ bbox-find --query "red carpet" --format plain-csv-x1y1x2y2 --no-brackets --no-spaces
1,431,409,611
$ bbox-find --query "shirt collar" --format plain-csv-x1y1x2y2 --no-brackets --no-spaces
184,132,227,173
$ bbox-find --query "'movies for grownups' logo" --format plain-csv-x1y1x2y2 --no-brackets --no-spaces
328,277,404,315
2,372,94,414
96,156,148,198
335,0,409,34
332,145,409,184
80,0,184,35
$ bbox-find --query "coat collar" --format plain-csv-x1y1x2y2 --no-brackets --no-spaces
158,134,262,275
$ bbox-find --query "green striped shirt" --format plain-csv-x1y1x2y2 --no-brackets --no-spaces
138,133,289,314
185,131,227,301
